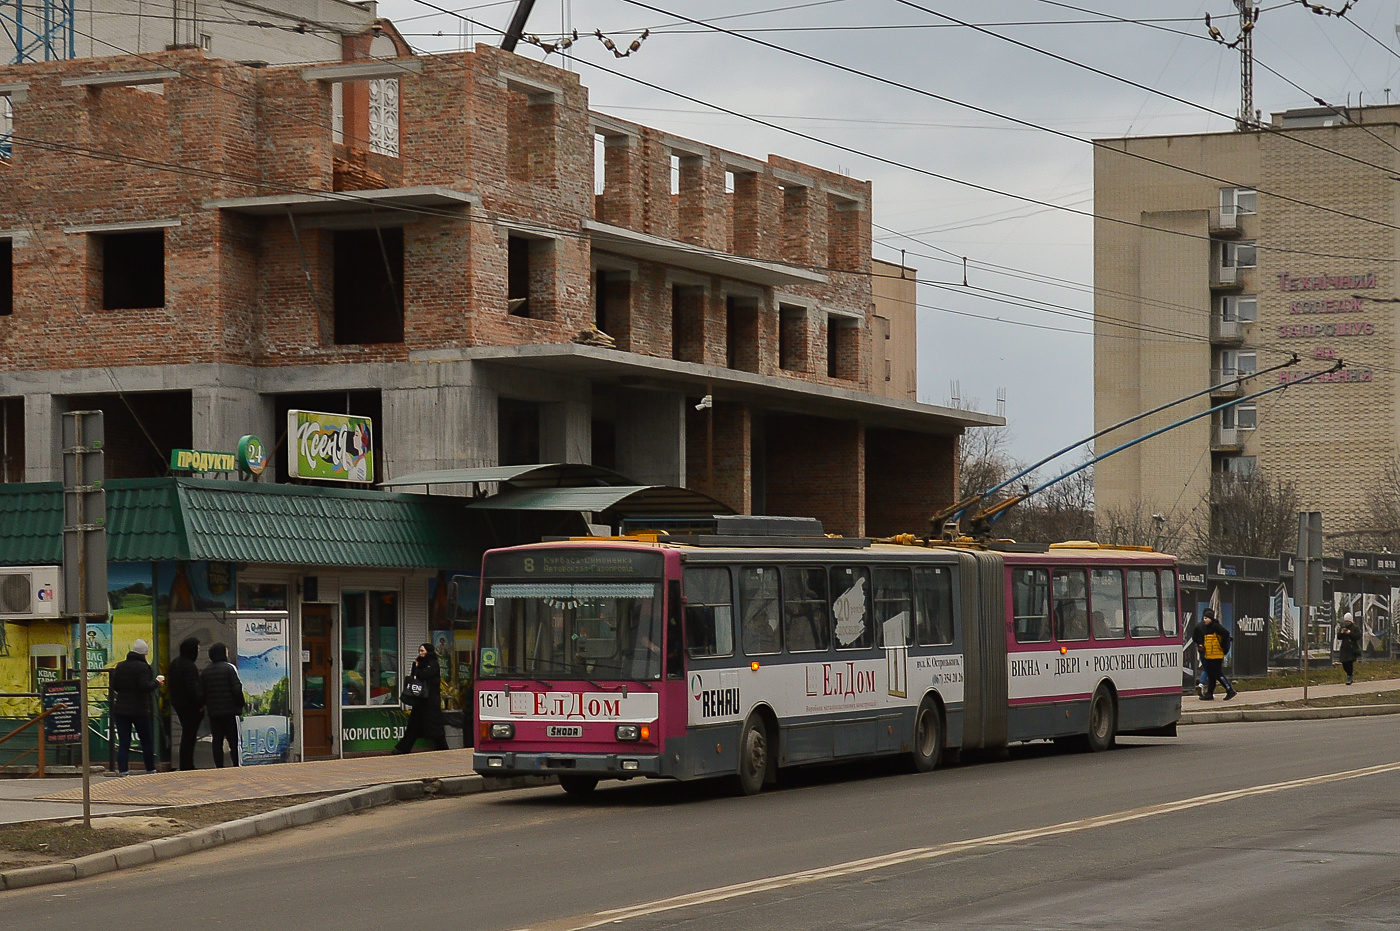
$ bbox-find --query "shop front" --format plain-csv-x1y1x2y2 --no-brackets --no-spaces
0,478,482,769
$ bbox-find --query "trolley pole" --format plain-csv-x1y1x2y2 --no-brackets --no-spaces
1296,511,1323,703
62,412,105,829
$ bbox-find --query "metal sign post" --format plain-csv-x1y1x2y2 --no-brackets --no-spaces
1296,511,1322,703
62,411,104,829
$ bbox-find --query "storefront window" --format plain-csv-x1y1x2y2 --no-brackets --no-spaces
239,581,289,611
342,590,399,706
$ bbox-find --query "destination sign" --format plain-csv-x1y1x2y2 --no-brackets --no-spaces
485,549,664,579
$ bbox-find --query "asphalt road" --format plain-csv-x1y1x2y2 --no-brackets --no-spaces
9,717,1400,930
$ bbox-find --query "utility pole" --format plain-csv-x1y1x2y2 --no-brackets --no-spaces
62,411,104,829
1296,511,1323,702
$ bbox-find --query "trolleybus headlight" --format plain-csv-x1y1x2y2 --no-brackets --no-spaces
490,723,516,740
615,724,641,741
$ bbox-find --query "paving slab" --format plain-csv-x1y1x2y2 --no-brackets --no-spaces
35,749,478,806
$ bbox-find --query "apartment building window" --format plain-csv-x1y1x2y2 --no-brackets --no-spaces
0,238,11,316
333,227,404,344
100,231,165,310
507,235,538,318
1221,455,1257,480
726,295,759,373
671,284,705,362
1222,240,1256,269
1222,403,1257,431
1220,294,1257,322
1220,349,1257,378
1220,187,1257,216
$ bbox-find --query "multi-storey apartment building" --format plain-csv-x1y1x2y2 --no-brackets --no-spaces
0,43,991,538
1094,105,1398,540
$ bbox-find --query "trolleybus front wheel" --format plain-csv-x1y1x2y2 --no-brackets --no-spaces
559,775,599,796
735,715,770,796
1086,687,1117,753
910,698,943,773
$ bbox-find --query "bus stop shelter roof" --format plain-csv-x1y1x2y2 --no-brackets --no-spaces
465,484,732,519
381,463,635,490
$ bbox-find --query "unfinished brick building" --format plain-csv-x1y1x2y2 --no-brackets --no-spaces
0,44,996,536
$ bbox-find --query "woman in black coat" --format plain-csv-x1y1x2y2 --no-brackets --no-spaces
394,643,448,753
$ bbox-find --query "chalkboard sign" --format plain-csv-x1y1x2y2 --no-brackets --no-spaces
41,680,82,744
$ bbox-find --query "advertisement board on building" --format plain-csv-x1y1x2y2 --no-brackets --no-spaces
287,410,374,482
236,615,291,765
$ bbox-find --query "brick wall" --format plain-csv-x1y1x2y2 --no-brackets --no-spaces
864,429,957,537
764,414,864,536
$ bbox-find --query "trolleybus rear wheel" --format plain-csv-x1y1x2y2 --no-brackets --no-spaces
1086,687,1117,753
736,715,769,796
910,698,943,773
559,775,599,796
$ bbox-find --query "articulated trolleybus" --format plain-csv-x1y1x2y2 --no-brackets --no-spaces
473,518,1182,795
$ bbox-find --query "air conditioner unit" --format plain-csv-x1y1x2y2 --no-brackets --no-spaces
0,566,62,618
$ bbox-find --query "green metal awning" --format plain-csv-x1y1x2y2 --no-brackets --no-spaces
467,484,731,519
0,478,479,569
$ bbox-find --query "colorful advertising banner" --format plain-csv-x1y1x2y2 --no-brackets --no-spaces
287,410,374,483
237,616,291,765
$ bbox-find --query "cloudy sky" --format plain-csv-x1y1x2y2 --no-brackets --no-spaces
379,0,1400,463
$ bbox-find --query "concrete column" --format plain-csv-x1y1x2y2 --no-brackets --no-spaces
616,389,685,486
382,380,499,479
191,385,272,454
541,398,590,464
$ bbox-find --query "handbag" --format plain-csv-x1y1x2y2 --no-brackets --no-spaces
400,679,426,705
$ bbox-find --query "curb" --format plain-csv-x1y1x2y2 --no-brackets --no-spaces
1181,702,1400,725
0,772,492,891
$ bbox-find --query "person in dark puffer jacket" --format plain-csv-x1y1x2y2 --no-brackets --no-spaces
110,639,163,776
167,637,204,771
200,642,245,767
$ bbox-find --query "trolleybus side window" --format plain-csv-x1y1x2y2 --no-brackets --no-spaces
739,566,782,656
1012,568,1051,643
683,567,734,658
913,566,954,646
782,566,830,653
1160,569,1179,636
666,579,684,678
873,567,912,647
1127,569,1161,638
1090,568,1127,640
1053,569,1089,641
830,566,873,650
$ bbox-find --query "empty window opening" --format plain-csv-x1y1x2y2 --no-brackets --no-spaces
724,170,736,194
827,315,859,381
506,85,555,182
781,184,810,263
669,153,681,196
63,391,191,479
498,398,541,466
672,284,705,363
100,231,164,310
0,96,11,159
273,390,382,484
726,296,759,373
594,133,607,196
828,198,861,271
591,417,617,471
0,396,22,483
593,269,630,347
508,235,533,317
778,303,808,372
0,239,11,316
333,227,404,344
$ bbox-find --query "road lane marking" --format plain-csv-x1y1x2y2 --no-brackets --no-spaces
526,759,1400,930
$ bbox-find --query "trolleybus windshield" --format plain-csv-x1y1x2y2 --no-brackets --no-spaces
478,579,664,681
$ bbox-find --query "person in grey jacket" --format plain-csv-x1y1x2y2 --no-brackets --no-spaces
200,642,245,767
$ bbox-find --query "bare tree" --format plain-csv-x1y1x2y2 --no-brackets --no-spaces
1198,470,1300,558
957,424,1017,502
1358,456,1400,552
1002,459,1096,545
1097,499,1194,556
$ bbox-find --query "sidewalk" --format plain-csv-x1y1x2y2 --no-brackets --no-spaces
0,749,480,825
1191,676,1400,706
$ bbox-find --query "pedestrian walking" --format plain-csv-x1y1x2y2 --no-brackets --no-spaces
394,643,448,754
1188,614,1210,698
1198,608,1237,701
167,637,204,771
109,638,164,776
1337,612,1362,685
200,642,245,767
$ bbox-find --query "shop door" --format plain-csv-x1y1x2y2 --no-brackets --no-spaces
302,606,335,758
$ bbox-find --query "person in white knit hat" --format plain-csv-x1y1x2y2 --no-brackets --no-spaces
109,638,164,776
